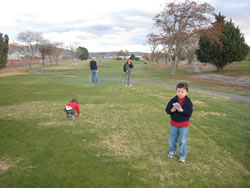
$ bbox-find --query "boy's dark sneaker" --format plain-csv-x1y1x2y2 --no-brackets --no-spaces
168,151,176,159
179,158,186,163
66,115,70,119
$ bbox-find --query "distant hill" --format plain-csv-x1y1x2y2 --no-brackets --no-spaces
89,52,147,58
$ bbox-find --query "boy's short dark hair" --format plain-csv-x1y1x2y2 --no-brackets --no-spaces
176,82,189,92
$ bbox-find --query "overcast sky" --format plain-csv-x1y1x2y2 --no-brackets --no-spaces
1,0,249,52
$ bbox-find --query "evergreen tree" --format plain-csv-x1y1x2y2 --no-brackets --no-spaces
130,53,136,60
196,13,249,71
77,47,89,60
0,33,9,69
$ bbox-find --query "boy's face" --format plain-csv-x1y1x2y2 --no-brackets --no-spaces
176,88,188,98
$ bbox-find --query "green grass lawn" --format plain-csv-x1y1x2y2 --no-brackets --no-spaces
40,60,250,98
217,61,250,75
0,61,249,187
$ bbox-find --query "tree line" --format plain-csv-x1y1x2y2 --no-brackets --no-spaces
16,31,89,69
0,31,90,69
147,0,249,75
1,30,141,70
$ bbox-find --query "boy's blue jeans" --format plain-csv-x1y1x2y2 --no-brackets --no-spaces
169,125,189,158
91,70,98,84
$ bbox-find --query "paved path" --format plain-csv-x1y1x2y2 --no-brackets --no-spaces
198,73,250,87
189,65,250,87
31,69,250,103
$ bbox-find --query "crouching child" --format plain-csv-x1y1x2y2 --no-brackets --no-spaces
166,83,193,163
64,99,81,120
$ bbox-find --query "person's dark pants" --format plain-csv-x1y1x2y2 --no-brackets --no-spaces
124,71,131,86
64,107,76,119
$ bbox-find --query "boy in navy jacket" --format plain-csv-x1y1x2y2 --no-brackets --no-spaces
166,83,193,162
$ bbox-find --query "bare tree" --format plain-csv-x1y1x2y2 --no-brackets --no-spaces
182,36,199,64
39,40,51,67
69,42,78,61
17,31,44,69
52,42,64,64
151,0,214,75
47,43,54,64
146,33,160,64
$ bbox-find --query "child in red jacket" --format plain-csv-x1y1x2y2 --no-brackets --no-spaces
64,99,81,120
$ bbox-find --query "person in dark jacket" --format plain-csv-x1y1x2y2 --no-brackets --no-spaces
89,57,98,85
64,99,81,120
165,83,193,162
123,59,133,86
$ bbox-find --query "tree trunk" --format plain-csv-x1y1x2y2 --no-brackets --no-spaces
49,56,52,64
218,67,223,72
216,64,223,72
29,57,33,70
170,56,178,76
42,57,45,67
167,47,173,65
164,54,168,64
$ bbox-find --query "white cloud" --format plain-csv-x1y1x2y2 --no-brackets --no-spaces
1,0,250,52
2,0,166,51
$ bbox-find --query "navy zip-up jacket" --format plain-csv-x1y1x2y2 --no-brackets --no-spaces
166,96,193,125
90,61,98,70
123,62,134,72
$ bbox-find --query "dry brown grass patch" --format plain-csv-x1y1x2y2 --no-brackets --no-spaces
0,67,29,77
221,72,250,80
192,100,207,106
99,131,145,160
188,75,250,94
0,71,27,77
0,64,44,77
227,156,250,176
44,66,75,70
0,157,23,174
0,101,76,127
198,111,227,116
81,103,146,129
0,163,9,173
197,91,231,101
198,64,216,72
152,64,170,71
0,101,62,120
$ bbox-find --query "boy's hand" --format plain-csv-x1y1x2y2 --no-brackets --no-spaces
177,107,183,112
171,106,176,112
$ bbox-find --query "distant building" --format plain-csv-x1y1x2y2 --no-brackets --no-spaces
60,49,72,60
8,42,24,60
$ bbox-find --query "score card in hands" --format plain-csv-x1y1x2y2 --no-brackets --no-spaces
173,102,181,109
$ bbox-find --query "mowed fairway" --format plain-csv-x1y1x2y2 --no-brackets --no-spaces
0,61,249,187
